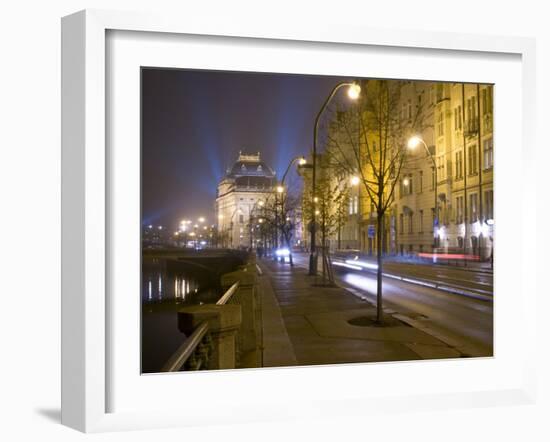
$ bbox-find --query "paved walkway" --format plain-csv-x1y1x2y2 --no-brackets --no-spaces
257,258,462,368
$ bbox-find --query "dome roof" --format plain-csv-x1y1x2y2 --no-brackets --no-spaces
226,152,276,178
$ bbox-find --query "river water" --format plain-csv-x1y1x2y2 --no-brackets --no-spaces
141,257,220,373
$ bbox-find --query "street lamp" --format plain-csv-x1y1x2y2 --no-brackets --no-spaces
350,175,360,186
275,155,307,259
408,135,438,248
309,82,361,275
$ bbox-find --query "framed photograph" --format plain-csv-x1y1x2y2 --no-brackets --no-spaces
61,9,537,433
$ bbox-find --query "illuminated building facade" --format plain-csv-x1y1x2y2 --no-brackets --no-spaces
328,81,494,260
215,152,276,248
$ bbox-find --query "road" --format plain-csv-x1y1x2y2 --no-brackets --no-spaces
290,252,493,357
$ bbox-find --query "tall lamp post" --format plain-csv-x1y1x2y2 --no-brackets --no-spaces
408,136,438,248
277,156,307,252
309,82,361,275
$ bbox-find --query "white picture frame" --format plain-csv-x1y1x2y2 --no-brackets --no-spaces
61,9,537,433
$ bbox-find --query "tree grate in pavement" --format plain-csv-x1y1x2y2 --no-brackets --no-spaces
347,315,403,328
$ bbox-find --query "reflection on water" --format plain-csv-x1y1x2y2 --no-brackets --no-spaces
142,257,221,373
144,273,201,302
142,258,218,306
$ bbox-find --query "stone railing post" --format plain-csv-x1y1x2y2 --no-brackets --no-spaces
221,265,257,356
178,305,241,370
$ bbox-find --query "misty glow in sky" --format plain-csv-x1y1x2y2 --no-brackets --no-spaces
141,68,355,229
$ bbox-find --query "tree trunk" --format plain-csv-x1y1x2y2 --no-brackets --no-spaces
285,234,294,266
376,212,384,323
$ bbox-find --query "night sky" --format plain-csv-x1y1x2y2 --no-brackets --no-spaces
141,68,355,230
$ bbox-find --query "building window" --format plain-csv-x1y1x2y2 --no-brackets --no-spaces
456,196,464,224
483,138,493,170
455,150,463,178
431,208,436,232
431,167,435,190
437,155,445,180
484,190,494,221
399,213,404,234
402,175,413,196
349,195,359,215
407,100,412,120
454,107,458,130
469,193,478,223
454,105,462,130
419,171,423,193
468,145,478,175
437,111,444,137
408,213,413,234
239,214,244,224
418,210,424,233
436,84,444,101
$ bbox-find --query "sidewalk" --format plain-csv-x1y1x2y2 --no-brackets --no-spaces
257,259,463,368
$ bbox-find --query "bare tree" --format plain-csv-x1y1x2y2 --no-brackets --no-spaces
250,191,300,265
325,79,426,322
302,154,351,283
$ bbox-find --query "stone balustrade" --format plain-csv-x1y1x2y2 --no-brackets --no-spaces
174,255,260,370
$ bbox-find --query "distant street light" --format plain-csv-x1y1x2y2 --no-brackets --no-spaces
408,135,438,248
350,175,360,186
309,82,361,275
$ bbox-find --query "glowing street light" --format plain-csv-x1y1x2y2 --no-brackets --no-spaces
198,217,205,223
298,157,307,166
403,177,410,186
309,81,361,275
276,185,284,194
347,83,361,100
350,175,360,186
407,136,423,150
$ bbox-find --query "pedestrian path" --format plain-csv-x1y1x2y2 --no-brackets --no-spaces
257,258,463,367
